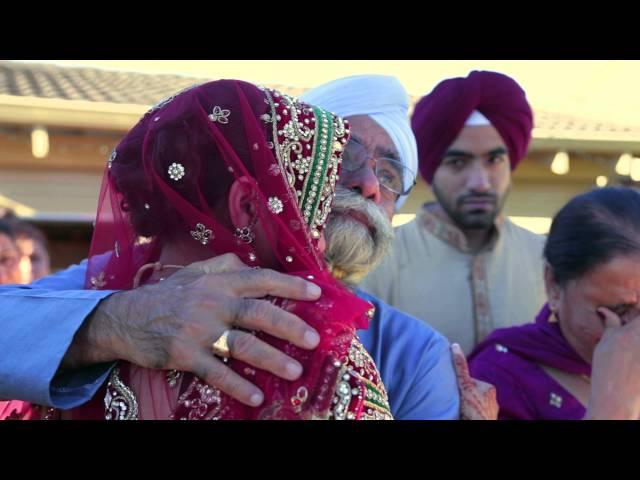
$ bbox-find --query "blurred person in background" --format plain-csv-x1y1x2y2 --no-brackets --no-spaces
0,209,51,283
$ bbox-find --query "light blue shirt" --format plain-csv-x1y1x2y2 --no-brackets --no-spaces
0,261,114,408
0,262,459,418
357,290,459,419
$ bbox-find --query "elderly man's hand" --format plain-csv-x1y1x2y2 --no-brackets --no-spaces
451,343,499,420
63,253,322,407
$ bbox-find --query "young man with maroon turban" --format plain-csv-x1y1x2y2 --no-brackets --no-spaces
362,71,546,354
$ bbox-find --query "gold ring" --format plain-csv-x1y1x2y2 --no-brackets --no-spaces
211,329,232,358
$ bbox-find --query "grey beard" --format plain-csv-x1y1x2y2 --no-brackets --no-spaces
323,186,394,286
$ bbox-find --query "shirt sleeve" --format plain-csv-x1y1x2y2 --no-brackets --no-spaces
0,260,117,408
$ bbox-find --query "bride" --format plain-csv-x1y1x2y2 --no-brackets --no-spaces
8,79,393,420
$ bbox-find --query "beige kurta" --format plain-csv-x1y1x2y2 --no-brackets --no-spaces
361,203,547,354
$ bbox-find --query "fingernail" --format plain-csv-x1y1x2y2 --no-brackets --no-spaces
250,392,264,406
306,282,321,298
286,362,303,379
304,329,320,348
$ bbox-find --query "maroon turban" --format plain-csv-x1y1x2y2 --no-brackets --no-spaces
411,70,533,183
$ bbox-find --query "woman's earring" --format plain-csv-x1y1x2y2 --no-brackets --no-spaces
234,217,257,244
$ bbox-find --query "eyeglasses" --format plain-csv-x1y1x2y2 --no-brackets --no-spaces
342,137,416,197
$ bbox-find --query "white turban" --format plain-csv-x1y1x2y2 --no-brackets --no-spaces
301,74,418,209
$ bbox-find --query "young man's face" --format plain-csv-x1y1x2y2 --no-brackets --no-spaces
432,124,512,230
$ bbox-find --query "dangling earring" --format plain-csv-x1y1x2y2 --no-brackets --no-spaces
549,307,559,323
234,217,257,244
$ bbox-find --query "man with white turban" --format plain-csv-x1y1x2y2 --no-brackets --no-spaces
302,74,418,211
302,74,464,419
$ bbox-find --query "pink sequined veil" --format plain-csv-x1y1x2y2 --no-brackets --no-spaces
69,80,380,420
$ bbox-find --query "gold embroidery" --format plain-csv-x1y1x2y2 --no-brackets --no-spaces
104,367,139,420
328,338,393,420
471,254,493,343
263,88,347,234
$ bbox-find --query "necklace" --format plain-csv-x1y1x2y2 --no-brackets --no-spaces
132,262,185,288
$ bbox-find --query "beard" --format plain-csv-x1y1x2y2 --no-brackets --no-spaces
323,186,395,286
432,183,509,230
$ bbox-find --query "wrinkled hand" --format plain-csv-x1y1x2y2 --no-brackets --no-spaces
64,253,323,407
452,343,499,420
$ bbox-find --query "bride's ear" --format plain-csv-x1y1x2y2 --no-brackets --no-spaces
228,176,259,229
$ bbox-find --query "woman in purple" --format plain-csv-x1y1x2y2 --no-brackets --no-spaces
469,186,640,420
